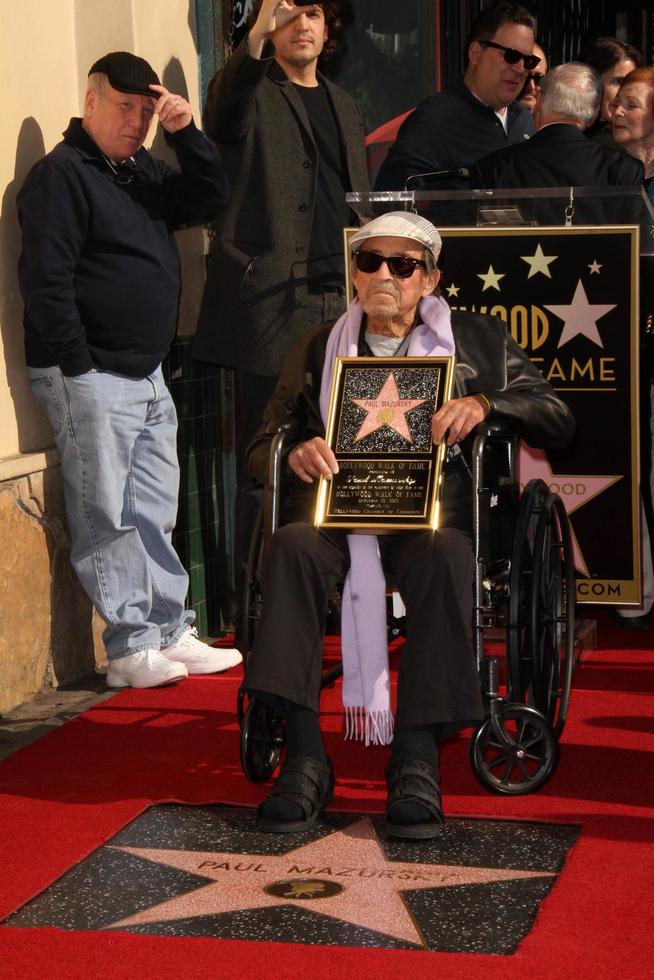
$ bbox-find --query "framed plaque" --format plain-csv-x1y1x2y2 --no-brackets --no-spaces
315,356,456,531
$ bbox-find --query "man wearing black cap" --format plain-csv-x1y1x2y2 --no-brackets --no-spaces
18,52,238,689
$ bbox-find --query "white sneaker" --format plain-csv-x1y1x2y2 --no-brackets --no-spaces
161,627,243,674
106,649,188,689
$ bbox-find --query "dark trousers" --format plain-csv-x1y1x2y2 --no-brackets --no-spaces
243,519,484,731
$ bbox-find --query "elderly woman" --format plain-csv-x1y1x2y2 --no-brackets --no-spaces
610,68,654,199
609,67,654,629
580,36,642,143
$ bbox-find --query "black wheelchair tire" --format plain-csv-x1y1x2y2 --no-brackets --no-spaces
240,696,285,784
528,492,575,738
469,702,558,795
507,479,550,704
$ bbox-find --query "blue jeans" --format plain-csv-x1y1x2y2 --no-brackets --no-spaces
28,365,194,659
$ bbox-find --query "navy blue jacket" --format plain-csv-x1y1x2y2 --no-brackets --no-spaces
18,119,229,377
375,79,534,192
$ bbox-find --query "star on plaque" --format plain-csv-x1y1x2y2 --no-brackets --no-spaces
521,243,557,279
446,283,460,297
545,279,616,349
477,265,505,292
588,260,602,275
351,372,427,444
106,818,553,948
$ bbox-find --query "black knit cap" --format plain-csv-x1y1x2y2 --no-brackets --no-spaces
88,51,160,96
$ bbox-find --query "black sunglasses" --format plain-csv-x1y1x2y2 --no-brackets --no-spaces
354,250,427,279
528,72,544,86
483,39,541,71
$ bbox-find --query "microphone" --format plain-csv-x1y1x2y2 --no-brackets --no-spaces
405,168,470,190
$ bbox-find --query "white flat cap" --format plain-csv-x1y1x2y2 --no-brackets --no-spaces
349,211,442,261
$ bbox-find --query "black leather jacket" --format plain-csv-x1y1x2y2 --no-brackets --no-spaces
247,310,575,517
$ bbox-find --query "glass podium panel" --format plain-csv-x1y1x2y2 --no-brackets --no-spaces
347,186,654,250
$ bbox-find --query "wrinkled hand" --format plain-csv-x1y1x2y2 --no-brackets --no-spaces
149,85,193,133
431,396,488,446
288,437,339,483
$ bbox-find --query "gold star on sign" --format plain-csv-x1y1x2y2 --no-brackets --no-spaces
588,260,602,275
477,265,505,292
521,243,558,279
446,283,460,297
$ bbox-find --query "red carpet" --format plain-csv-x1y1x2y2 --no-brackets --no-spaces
1,616,653,978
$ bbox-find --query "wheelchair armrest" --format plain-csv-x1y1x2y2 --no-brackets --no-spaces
472,419,514,440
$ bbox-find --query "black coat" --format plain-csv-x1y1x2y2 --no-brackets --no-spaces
193,39,370,375
18,120,229,378
470,123,644,224
375,79,534,192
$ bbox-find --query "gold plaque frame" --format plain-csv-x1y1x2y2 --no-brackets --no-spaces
315,355,456,531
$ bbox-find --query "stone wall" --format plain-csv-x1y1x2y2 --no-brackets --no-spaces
0,466,103,713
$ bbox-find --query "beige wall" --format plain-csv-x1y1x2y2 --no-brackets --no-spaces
0,0,206,465
0,0,211,710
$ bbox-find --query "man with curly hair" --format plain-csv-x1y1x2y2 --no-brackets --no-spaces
194,1,368,640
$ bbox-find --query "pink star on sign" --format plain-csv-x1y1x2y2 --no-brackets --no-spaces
352,372,427,444
519,445,622,575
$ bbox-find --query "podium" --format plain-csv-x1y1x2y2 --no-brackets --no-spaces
345,187,654,606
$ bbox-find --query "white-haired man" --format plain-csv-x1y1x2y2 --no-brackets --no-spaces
242,211,575,840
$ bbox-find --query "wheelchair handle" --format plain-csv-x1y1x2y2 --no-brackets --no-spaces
266,423,292,538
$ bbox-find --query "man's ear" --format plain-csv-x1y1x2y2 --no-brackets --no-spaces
422,267,440,297
468,41,482,67
85,88,96,116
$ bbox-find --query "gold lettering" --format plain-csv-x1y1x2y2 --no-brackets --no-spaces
570,358,594,381
546,358,566,382
599,357,616,382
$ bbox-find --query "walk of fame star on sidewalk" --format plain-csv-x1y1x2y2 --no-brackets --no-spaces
107,818,552,947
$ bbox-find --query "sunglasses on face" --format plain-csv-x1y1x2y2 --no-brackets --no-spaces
528,72,544,86
483,39,541,71
353,250,427,278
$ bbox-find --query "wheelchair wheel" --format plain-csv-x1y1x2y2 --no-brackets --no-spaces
507,479,549,704
528,493,575,738
470,702,557,795
240,696,285,783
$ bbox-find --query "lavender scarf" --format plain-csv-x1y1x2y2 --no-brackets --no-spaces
318,295,456,744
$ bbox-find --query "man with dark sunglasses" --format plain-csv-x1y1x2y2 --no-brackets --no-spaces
241,211,574,840
375,2,536,193
518,43,548,116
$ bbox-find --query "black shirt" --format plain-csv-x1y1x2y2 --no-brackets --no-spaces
293,82,350,288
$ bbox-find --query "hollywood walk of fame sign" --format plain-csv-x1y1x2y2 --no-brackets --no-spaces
4,804,579,954
436,226,641,604
315,356,455,531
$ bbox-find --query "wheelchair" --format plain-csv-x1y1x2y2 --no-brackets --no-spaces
237,420,576,796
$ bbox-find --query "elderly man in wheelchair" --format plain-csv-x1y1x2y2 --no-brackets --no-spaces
241,211,575,840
